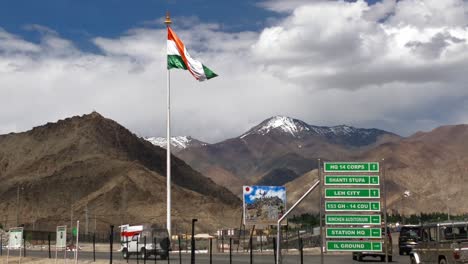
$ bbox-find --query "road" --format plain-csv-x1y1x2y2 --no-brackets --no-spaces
5,249,411,264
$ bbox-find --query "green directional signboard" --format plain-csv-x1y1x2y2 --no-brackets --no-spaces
325,188,380,198
326,227,382,238
326,214,381,225
325,201,381,211
325,175,379,185
326,241,382,252
324,162,379,172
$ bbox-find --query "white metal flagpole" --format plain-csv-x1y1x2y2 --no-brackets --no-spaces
165,12,172,238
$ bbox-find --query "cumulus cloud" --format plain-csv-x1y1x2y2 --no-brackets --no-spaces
1,0,468,142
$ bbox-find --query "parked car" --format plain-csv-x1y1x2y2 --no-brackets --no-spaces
352,227,393,262
120,224,170,260
410,221,468,264
399,225,422,255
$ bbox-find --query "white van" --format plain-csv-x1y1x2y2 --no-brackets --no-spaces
120,224,170,260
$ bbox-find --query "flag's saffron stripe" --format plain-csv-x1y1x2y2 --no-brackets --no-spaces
167,27,198,79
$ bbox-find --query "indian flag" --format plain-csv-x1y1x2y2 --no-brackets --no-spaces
167,27,218,81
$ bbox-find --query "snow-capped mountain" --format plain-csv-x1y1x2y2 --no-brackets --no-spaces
241,116,395,147
178,115,401,195
241,116,310,138
145,136,207,152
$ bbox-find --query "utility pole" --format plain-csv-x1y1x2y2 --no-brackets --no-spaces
85,203,89,235
16,185,20,226
70,204,73,237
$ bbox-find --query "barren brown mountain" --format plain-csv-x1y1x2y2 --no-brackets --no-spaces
285,124,468,216
0,112,241,232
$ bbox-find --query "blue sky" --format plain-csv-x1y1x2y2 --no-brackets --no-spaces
1,0,467,142
0,0,277,51
0,0,383,51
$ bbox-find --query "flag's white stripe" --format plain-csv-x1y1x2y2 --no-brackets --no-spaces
167,39,207,81
183,47,206,81
167,40,180,56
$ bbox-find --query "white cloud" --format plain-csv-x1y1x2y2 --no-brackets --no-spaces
1,0,468,142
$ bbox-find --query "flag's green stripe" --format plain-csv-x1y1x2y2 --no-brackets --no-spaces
167,55,187,70
203,65,218,79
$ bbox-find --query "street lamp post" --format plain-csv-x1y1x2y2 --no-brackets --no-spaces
191,219,198,264
15,185,24,227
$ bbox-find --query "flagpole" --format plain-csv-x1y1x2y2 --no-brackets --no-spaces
165,12,172,238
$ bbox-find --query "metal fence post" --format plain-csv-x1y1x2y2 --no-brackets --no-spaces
185,232,188,253
273,237,277,264
153,237,157,264
110,225,114,264
178,235,182,264
166,245,170,264
221,234,224,253
23,232,26,257
93,233,96,262
127,236,130,264
137,237,139,264
229,238,232,264
48,233,51,258
299,238,303,264
144,236,147,264
209,238,212,264
249,236,253,264
191,219,197,264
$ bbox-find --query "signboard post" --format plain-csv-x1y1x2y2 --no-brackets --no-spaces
55,226,67,264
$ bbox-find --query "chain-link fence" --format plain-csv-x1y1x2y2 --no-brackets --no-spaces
1,220,322,264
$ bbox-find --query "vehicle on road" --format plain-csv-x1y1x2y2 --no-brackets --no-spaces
120,224,170,260
399,225,422,255
410,221,468,264
352,227,393,262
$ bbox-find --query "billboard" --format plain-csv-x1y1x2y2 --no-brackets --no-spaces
243,186,286,225
8,227,23,249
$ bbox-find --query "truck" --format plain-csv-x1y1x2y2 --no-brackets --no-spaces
410,221,468,264
399,224,422,255
120,224,170,260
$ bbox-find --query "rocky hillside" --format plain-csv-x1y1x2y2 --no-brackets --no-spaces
285,124,468,215
0,112,241,232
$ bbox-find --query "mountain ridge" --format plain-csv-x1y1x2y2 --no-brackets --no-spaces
177,115,401,195
0,112,241,232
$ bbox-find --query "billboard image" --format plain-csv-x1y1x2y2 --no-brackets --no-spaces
8,227,23,249
243,186,286,225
